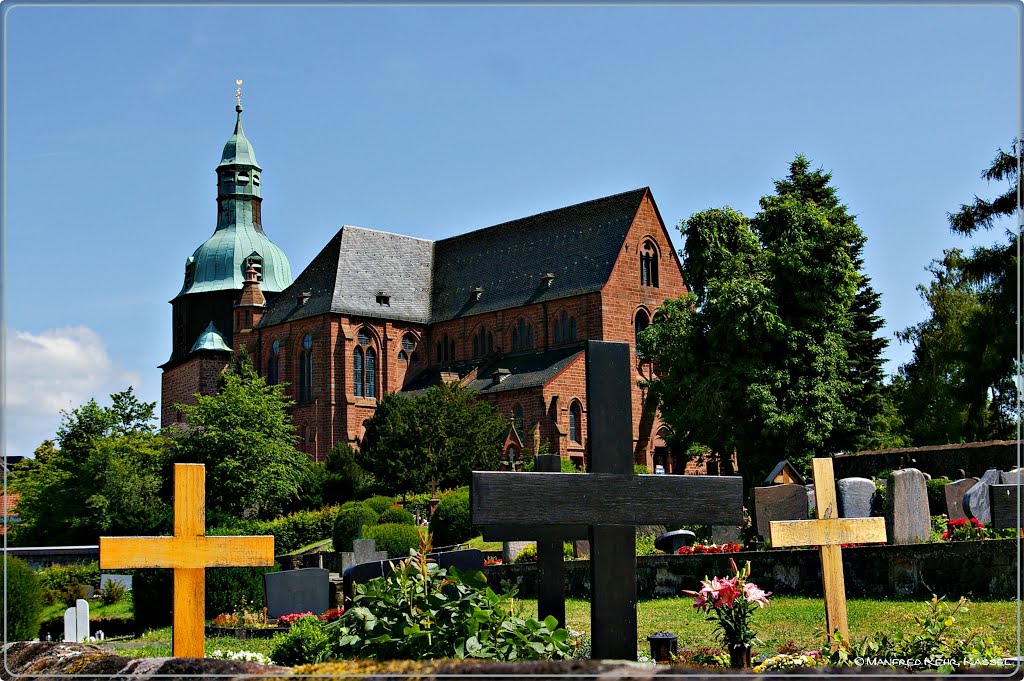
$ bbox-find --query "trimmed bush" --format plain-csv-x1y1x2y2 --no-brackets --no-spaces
5,556,42,641
364,523,423,558
37,562,101,605
429,488,476,548
332,502,379,553
212,505,341,554
378,507,415,525
363,495,397,515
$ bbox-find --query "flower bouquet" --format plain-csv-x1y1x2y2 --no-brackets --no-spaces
683,558,771,668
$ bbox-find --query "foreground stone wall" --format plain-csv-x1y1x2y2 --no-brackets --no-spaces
487,540,1017,600
0,642,978,680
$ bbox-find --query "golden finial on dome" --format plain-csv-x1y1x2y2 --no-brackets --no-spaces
235,79,243,108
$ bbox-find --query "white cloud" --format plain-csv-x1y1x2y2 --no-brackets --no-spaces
4,326,141,456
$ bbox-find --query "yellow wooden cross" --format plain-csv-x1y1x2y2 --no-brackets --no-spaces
769,458,886,639
100,464,274,658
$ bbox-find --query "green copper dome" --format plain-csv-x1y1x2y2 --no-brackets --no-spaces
218,105,260,169
190,321,231,353
176,103,292,298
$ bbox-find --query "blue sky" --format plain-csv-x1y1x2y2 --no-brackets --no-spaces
3,2,1020,456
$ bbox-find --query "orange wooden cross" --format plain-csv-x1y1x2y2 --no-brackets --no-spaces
769,458,886,639
100,463,274,658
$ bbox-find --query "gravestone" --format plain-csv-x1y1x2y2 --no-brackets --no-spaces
943,478,978,522
836,478,876,518
1000,468,1024,485
990,484,1021,530
339,539,387,573
752,484,808,538
471,341,743,660
63,599,89,643
503,541,535,564
654,530,696,553
963,469,1002,524
885,468,930,544
264,567,330,619
806,484,816,516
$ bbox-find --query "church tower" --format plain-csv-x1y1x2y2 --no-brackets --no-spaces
160,86,293,426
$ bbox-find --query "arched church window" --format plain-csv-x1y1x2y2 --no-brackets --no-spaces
354,347,364,397
267,340,280,385
472,327,493,358
365,347,377,398
436,334,456,363
299,333,314,402
569,401,583,444
634,309,650,360
512,319,534,352
398,334,416,362
640,240,659,287
513,404,524,433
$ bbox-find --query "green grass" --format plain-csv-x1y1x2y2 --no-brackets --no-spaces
41,598,133,622
514,597,1020,656
464,534,502,552
101,627,280,660
282,538,332,555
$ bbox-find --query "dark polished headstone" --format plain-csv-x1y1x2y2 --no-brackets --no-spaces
264,568,329,618
654,530,696,554
963,469,1002,525
990,484,1022,530
943,478,978,522
753,484,808,538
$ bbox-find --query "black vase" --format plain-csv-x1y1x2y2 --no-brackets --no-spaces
729,644,752,669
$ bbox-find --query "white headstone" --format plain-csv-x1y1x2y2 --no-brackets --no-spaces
63,607,76,643
75,599,90,642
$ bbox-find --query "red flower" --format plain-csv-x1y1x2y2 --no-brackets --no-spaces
319,608,344,622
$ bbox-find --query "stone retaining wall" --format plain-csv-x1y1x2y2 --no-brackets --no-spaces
486,539,1018,600
833,440,1019,480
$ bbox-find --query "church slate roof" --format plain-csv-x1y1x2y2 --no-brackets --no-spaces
429,188,647,322
401,345,584,396
258,188,648,327
257,226,434,327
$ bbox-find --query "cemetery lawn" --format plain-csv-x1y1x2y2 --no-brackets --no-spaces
99,628,277,660
516,597,1019,655
40,599,132,623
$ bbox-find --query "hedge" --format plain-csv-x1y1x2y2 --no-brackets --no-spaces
429,488,476,548
364,523,423,558
5,556,42,641
332,502,380,553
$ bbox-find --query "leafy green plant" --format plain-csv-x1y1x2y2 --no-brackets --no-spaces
363,495,398,515
37,562,100,605
5,556,43,641
364,523,423,558
331,534,570,661
270,615,332,666
98,578,128,605
377,506,415,525
925,478,952,515
331,501,379,553
429,488,476,548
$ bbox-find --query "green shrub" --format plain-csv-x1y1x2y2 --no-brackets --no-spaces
37,562,101,605
377,507,415,525
332,540,569,661
633,464,649,475
429,488,476,548
5,556,42,641
364,523,423,558
212,506,341,554
926,478,952,516
271,615,332,666
363,495,397,515
514,544,537,563
98,578,128,605
332,502,379,553
872,483,887,516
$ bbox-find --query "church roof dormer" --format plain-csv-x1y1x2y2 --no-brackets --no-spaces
190,321,232,353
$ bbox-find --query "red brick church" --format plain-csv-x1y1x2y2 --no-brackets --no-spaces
161,102,692,473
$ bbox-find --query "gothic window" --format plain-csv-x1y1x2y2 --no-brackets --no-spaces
299,333,314,401
554,311,576,345
569,401,583,444
640,240,659,287
365,348,377,398
267,340,280,385
513,404,524,433
569,316,577,341
553,317,561,344
436,334,456,363
472,327,493,358
398,334,416,362
512,319,534,352
353,347,364,397
635,309,650,359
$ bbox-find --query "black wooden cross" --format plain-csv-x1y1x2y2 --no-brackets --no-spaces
471,340,744,660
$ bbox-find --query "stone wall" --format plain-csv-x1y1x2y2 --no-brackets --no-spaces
486,539,1017,600
833,441,1019,480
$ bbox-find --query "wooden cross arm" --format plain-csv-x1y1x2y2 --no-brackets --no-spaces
99,535,275,569
471,472,743,526
769,517,886,548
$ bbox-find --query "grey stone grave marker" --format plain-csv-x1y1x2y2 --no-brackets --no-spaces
990,484,1021,530
339,539,387,573
1001,468,1024,485
807,483,816,516
502,540,534,564
471,341,743,660
943,478,978,522
837,478,876,518
963,469,1002,524
753,484,808,539
711,525,741,544
885,468,930,544
63,599,89,642
264,567,329,619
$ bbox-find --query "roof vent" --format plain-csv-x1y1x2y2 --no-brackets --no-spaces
541,272,555,287
471,287,484,301
376,291,390,306
297,291,312,306
491,368,512,386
